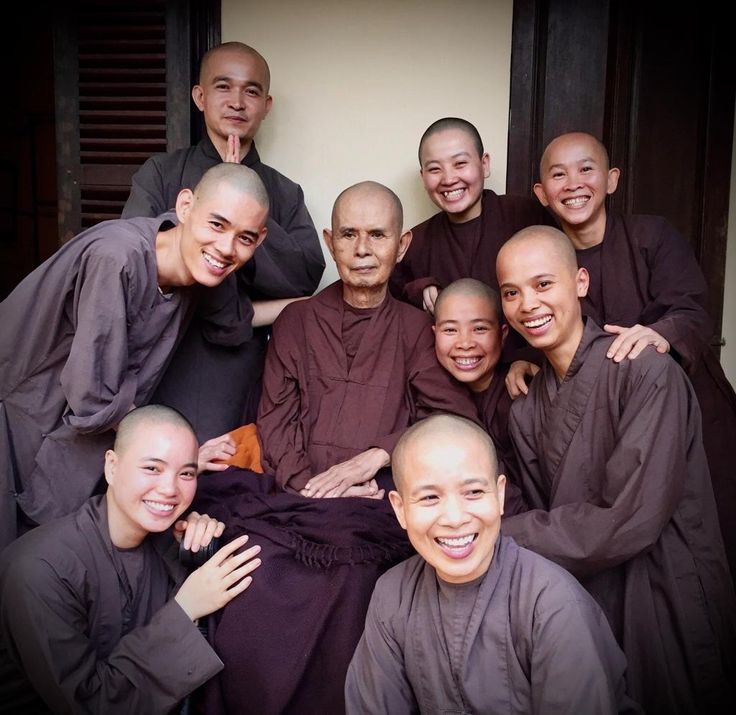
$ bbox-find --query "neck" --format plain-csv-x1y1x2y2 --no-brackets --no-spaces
546,320,585,382
106,493,146,549
469,370,494,393
562,210,607,250
155,226,191,290
342,284,387,309
446,198,482,225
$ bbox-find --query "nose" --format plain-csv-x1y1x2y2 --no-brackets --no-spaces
519,287,540,313
439,167,456,186
215,233,237,259
564,171,583,191
227,88,244,110
354,233,372,257
156,471,178,497
456,328,475,349
439,493,470,528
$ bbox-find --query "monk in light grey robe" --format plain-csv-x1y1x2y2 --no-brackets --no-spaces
346,415,638,715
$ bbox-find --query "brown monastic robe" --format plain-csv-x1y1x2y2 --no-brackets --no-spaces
503,319,736,715
0,496,222,714
345,534,639,715
577,212,736,578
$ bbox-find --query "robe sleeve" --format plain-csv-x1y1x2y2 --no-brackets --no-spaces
0,557,222,715
344,585,419,715
257,311,313,490
528,590,637,714
121,157,168,218
373,323,480,456
242,185,324,298
638,218,712,370
60,247,144,434
503,355,693,580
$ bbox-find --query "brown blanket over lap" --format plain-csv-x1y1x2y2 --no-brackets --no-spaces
192,467,414,715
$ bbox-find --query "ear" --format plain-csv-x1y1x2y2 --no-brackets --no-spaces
322,228,337,261
431,323,437,336
175,188,195,224
264,94,273,118
606,167,621,195
576,267,590,298
396,229,413,264
104,449,117,486
481,152,491,179
496,474,507,516
255,226,268,248
191,85,205,112
388,490,407,530
533,182,549,207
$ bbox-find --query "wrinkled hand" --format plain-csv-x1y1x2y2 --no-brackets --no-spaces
505,360,540,398
198,433,236,473
604,323,670,362
175,535,261,621
300,448,390,499
173,511,225,552
225,134,240,163
422,285,439,314
341,480,385,500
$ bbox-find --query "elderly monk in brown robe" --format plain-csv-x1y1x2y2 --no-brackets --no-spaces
346,414,639,715
497,226,736,715
516,130,736,580
193,182,479,715
0,163,268,549
0,405,262,715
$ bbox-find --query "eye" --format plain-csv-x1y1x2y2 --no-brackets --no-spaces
246,87,262,97
580,165,593,173
238,234,256,246
215,82,229,91
502,289,518,299
474,325,489,333
419,494,439,504
370,231,386,240
209,220,224,230
455,161,467,168
537,280,552,290
465,489,486,499
142,464,160,474
441,327,457,335
180,470,197,481
551,171,564,179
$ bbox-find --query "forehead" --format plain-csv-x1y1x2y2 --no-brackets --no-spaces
193,183,267,225
543,135,606,167
119,423,198,461
401,436,493,486
202,49,267,84
421,128,479,162
436,292,498,323
498,239,566,280
335,192,397,229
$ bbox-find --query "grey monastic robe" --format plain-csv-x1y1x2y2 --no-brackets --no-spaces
0,214,248,547
503,319,736,715
345,534,639,715
0,495,222,714
122,137,325,438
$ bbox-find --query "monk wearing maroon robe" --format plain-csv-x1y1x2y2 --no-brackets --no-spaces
497,226,736,715
527,130,736,580
0,164,268,549
193,182,478,715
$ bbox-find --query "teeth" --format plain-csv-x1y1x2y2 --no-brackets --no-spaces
144,501,175,513
524,316,552,328
454,357,480,366
563,196,588,207
442,189,464,200
437,534,475,548
203,252,227,269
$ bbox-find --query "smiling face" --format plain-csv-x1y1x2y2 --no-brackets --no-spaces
390,426,505,584
192,46,272,150
420,128,490,223
323,184,412,307
497,229,588,376
434,291,507,392
174,180,268,288
533,133,619,238
104,421,199,548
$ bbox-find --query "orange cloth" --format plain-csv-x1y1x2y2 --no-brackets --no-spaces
223,423,264,472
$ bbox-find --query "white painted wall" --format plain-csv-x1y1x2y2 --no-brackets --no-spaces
721,110,736,384
222,0,514,288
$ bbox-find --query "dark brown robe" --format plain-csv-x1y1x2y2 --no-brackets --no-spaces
346,534,640,715
0,214,248,547
577,212,736,578
192,282,478,714
122,137,325,439
0,495,222,714
503,319,736,715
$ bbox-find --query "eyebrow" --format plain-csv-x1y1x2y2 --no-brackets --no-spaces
410,476,489,498
211,74,264,91
547,156,598,169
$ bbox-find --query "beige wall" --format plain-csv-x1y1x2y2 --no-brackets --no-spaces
722,110,736,384
222,0,514,287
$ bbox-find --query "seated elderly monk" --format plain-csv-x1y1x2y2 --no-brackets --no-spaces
0,405,262,715
194,181,478,715
346,414,639,715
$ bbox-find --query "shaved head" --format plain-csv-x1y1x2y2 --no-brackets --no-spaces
199,41,271,93
498,225,578,275
192,162,270,213
539,131,610,177
434,278,502,325
331,181,404,233
419,117,484,164
393,414,498,493
114,405,196,456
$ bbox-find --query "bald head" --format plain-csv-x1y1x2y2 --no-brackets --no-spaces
499,225,578,275
192,163,270,213
331,181,404,234
393,414,498,493
434,278,502,325
539,131,610,177
199,41,271,93
114,405,196,456
418,117,484,164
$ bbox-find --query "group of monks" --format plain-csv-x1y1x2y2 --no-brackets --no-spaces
0,40,735,715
